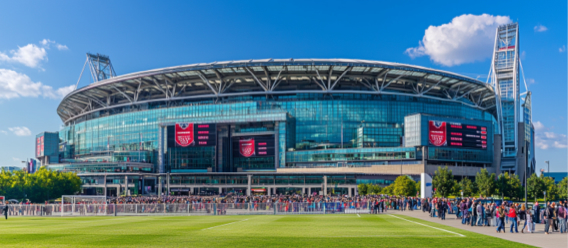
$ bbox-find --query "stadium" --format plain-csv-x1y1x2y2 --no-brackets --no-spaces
29,22,534,197
38,57,507,197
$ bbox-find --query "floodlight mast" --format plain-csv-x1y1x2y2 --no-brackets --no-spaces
87,53,116,82
75,53,117,90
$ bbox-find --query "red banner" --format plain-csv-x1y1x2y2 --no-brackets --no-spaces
428,121,447,147
239,138,255,157
175,123,194,147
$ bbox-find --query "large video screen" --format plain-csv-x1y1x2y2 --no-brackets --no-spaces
233,135,275,157
428,120,487,149
169,123,217,147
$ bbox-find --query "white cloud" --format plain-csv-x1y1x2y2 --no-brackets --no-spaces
0,69,74,99
405,14,511,66
0,130,7,135
0,44,47,68
559,45,566,53
533,121,544,131
534,25,548,32
12,157,21,162
56,44,69,51
533,121,567,149
0,39,68,68
8,126,31,136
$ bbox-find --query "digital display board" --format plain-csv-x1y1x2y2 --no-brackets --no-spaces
233,135,275,157
428,120,487,149
168,123,217,147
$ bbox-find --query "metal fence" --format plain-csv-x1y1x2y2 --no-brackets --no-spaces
2,202,372,217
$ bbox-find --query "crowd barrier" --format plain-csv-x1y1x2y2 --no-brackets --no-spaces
1,202,373,217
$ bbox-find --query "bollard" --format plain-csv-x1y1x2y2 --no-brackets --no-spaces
114,204,117,216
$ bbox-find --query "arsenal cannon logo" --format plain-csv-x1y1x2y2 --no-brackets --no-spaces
175,123,194,147
239,138,255,157
428,121,447,147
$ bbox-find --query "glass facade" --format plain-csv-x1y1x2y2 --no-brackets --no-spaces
57,93,495,173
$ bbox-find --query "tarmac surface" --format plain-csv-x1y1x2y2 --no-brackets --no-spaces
396,210,568,248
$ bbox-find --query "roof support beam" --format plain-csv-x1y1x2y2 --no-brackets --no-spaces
111,85,133,103
245,67,268,91
311,77,327,91
196,71,218,95
262,66,271,89
420,78,444,95
381,73,405,91
329,66,351,90
152,78,169,98
270,66,285,91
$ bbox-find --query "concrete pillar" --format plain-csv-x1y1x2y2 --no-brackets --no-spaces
166,173,170,195
142,176,145,195
308,187,311,195
323,176,327,196
348,187,352,197
267,187,271,196
104,174,107,197
218,187,223,195
117,185,121,197
302,187,306,195
247,175,252,196
124,175,129,196
158,176,162,196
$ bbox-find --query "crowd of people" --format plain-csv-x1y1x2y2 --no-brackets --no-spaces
3,193,567,236
420,197,567,235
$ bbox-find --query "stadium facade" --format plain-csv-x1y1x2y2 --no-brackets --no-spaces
36,23,535,196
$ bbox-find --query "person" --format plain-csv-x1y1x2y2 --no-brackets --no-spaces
3,204,7,220
496,204,506,233
477,202,483,226
533,201,541,224
508,203,518,233
526,206,534,233
544,202,554,234
519,204,527,233
471,200,477,226
558,201,566,233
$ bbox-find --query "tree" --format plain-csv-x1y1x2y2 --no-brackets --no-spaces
415,181,421,196
506,173,522,201
527,173,545,201
543,176,559,201
475,169,496,197
432,167,455,197
497,172,522,200
366,184,382,195
458,177,476,197
0,167,81,203
393,176,417,196
357,184,368,195
558,177,568,200
382,184,394,196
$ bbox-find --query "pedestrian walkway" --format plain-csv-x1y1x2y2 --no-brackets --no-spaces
395,211,567,248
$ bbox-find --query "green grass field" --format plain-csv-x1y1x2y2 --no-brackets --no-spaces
0,214,532,247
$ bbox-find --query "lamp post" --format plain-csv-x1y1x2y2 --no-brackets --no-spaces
544,161,549,174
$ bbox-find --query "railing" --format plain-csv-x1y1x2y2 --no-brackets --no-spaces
1,202,373,217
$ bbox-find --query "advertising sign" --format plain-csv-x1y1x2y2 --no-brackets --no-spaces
175,123,194,147
239,138,255,157
428,120,487,149
233,135,275,157
170,123,216,147
36,137,41,157
40,136,44,155
428,121,447,146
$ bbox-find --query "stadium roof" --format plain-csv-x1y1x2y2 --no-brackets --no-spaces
58,59,498,124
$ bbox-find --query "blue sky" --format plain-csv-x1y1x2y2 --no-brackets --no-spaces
0,0,566,172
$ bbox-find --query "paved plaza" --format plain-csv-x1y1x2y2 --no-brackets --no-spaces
396,210,568,248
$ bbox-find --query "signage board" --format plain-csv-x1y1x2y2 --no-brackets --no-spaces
428,120,487,149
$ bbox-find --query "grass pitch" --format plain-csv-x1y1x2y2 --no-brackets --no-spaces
0,214,532,247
